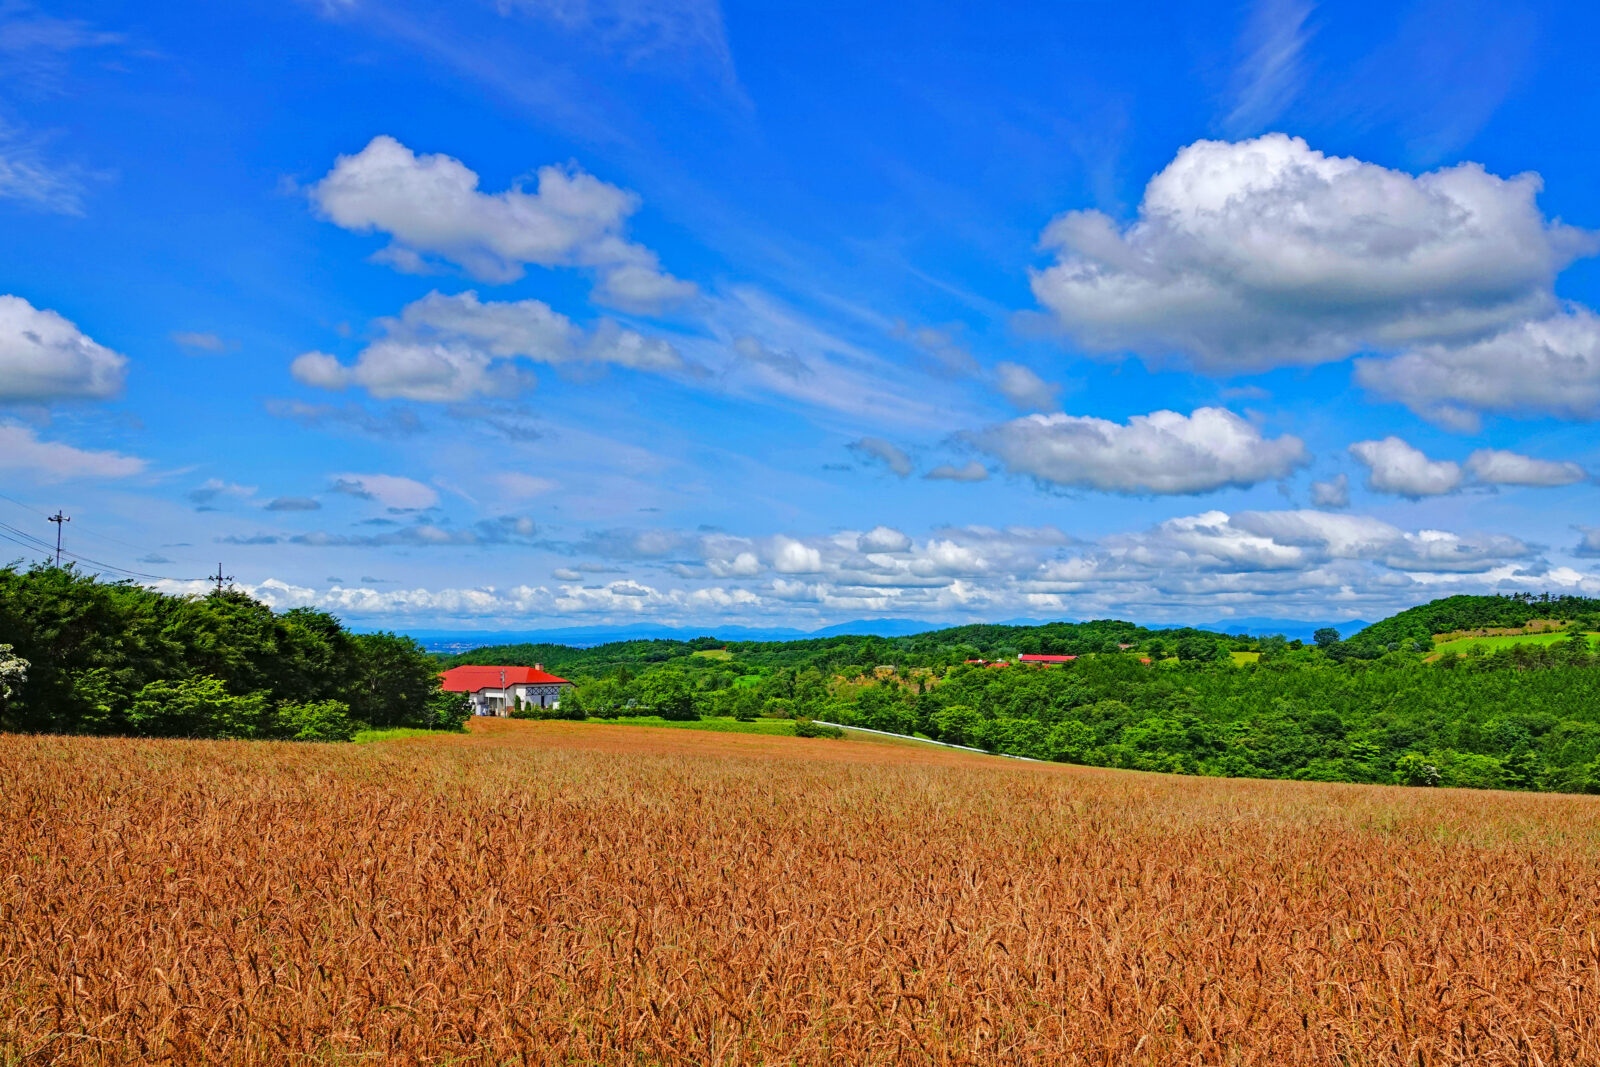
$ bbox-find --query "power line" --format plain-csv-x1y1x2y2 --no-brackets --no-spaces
0,490,214,569
0,516,207,583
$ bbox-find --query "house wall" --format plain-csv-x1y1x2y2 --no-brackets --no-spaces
468,683,572,716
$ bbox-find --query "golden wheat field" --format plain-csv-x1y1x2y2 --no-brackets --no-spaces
4,719,1600,1066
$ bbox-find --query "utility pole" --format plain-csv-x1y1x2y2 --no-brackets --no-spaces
211,562,233,593
47,511,69,567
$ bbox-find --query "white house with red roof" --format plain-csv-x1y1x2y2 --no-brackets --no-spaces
440,664,574,717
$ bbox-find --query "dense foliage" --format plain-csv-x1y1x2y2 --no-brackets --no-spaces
452,618,1249,675
456,595,1600,793
1354,592,1600,648
0,565,466,740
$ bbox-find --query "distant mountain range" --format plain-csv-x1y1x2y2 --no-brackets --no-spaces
399,616,1372,654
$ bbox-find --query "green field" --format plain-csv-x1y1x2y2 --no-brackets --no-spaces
1229,650,1261,665
690,648,733,660
1432,631,1599,655
583,715,799,735
353,726,467,744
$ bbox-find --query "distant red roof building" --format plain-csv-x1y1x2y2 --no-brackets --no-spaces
441,664,574,718
1018,654,1077,665
440,665,572,691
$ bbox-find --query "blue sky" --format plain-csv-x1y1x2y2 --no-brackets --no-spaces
3,0,1599,630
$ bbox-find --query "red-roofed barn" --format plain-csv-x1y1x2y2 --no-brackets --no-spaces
440,664,573,717
1017,654,1077,667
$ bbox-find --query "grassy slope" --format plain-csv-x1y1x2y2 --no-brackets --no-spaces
1431,631,1600,655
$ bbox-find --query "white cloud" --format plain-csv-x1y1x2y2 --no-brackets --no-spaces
771,535,824,574
858,525,912,553
310,136,695,312
292,290,691,402
1355,307,1600,427
329,472,440,511
188,478,257,507
1349,437,1463,498
1031,134,1596,373
0,126,88,215
702,550,759,578
992,361,1060,412
925,460,989,483
0,421,144,481
848,436,913,478
0,294,126,400
177,508,1586,627
1466,448,1588,487
972,406,1308,494
1310,472,1349,508
1575,528,1600,559
733,335,810,380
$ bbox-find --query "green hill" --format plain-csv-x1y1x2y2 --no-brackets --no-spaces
1353,594,1600,647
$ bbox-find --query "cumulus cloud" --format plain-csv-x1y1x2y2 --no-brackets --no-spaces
848,436,914,478
188,508,1580,627
1348,437,1463,498
972,407,1308,494
1310,472,1349,508
925,461,989,483
1030,134,1596,373
309,136,695,312
0,294,126,400
1466,448,1588,487
291,290,692,402
858,525,913,553
771,535,824,574
1355,307,1600,427
1575,528,1600,559
0,421,144,481
1347,438,1588,496
329,473,440,511
992,361,1060,412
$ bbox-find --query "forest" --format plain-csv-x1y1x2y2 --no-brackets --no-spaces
5,564,1600,793
0,564,465,740
458,592,1600,793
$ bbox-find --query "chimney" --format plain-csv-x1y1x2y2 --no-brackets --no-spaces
534,662,543,671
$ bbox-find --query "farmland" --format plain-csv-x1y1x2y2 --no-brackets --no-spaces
5,719,1600,1065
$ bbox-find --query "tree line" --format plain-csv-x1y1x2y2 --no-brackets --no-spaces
0,565,466,740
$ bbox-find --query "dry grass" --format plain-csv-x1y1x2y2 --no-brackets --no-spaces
4,718,1600,1066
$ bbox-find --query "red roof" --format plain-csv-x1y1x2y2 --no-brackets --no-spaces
1019,654,1077,663
440,665,572,691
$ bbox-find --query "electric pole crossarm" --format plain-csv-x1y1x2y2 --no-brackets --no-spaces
48,512,70,567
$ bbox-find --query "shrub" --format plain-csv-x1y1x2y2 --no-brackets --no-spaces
274,699,358,742
794,719,844,739
426,691,472,731
127,676,271,739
